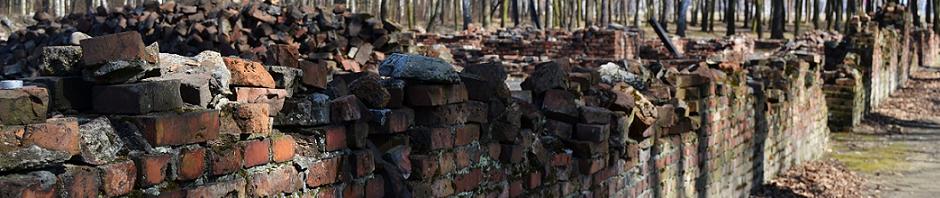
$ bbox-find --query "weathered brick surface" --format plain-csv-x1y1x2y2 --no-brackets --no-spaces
80,31,157,65
129,110,220,146
92,80,183,114
2,10,930,197
0,87,49,125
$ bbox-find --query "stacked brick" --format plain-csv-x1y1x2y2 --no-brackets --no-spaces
0,1,404,78
820,5,940,131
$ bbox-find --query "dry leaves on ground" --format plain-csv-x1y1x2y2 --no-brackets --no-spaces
752,160,874,198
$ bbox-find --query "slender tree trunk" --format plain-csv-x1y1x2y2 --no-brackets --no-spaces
794,0,802,36
633,0,640,27
935,0,940,32
379,0,387,22
927,0,933,24
482,0,489,28
709,0,717,32
462,0,471,30
691,0,700,26
501,0,508,27
527,0,541,28
812,0,819,29
913,0,921,27
771,0,785,38
727,0,736,35
835,0,843,32
678,0,691,36
756,0,764,38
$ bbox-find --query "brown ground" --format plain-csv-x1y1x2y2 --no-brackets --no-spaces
828,65,940,197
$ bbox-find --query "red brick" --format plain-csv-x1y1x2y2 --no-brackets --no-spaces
409,154,439,180
240,139,271,168
365,175,385,198
500,144,524,163
178,146,207,181
271,135,296,162
545,119,573,138
134,153,171,186
351,150,375,178
330,95,365,122
448,85,470,104
80,31,157,65
130,110,220,146
0,171,57,198
541,89,579,121
455,147,472,169
185,178,247,198
409,127,453,151
567,139,608,158
316,185,340,198
98,160,137,197
345,121,369,149
551,153,572,167
454,169,482,193
526,171,542,189
487,143,501,159
580,106,612,124
24,118,80,155
405,84,445,106
300,60,329,89
92,80,183,114
246,164,301,197
270,44,301,68
438,152,456,174
577,157,606,175
209,145,243,176
58,165,100,198
321,126,347,151
221,103,271,135
306,157,342,187
465,100,488,124
368,108,414,134
412,103,468,127
574,123,610,143
223,57,276,88
234,87,287,116
0,86,48,125
454,124,480,146
410,179,454,197
509,180,524,198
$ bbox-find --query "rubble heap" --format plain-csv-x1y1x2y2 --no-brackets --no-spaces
0,0,406,78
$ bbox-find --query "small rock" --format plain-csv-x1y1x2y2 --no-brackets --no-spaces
78,117,124,165
37,46,83,76
274,93,331,126
85,60,164,84
0,145,71,172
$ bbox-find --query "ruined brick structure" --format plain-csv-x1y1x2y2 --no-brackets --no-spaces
0,2,936,198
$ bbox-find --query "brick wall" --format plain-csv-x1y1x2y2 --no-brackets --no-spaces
25,21,940,198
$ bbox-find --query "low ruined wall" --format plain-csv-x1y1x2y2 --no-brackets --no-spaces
0,45,833,198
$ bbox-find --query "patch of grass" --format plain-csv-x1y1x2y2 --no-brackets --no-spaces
828,134,910,174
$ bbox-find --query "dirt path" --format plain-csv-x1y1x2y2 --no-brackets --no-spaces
829,65,940,197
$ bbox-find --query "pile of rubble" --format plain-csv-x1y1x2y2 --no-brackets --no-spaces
0,0,405,78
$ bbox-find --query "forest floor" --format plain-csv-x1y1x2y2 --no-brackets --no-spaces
827,65,940,198
751,65,940,198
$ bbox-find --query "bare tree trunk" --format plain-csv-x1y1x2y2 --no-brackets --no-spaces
633,0,640,27
678,0,691,36
756,0,764,38
462,0,471,30
726,0,736,35
913,0,921,27
812,0,819,29
512,0,520,27
528,0,541,28
793,0,802,36
935,0,940,32
771,0,785,39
